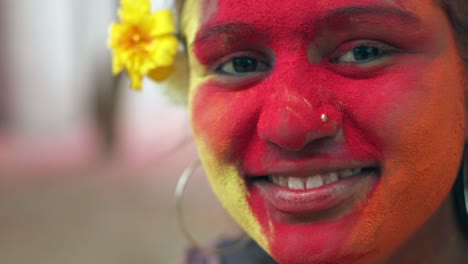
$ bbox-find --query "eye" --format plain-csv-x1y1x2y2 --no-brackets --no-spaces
330,42,397,65
216,56,270,75
339,46,383,63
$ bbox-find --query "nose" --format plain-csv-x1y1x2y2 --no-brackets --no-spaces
257,98,342,152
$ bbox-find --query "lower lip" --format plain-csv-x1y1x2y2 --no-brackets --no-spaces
252,171,379,215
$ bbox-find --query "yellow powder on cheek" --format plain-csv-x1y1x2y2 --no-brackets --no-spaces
182,0,270,253
194,138,269,251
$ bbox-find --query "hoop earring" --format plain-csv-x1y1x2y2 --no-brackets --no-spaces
453,147,468,239
175,160,251,255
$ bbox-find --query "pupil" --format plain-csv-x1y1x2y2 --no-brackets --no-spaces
233,57,258,73
353,46,382,61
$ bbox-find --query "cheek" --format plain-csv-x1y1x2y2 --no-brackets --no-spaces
190,84,271,250
191,83,263,160
341,58,465,259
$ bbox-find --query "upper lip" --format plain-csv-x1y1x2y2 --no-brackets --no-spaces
245,160,379,178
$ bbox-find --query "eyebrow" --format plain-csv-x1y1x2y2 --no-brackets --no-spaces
191,5,422,48
322,5,420,23
191,22,259,49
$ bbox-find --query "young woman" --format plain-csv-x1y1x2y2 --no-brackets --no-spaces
111,0,468,263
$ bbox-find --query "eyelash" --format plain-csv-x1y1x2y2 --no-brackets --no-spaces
329,40,399,65
209,40,399,78
213,52,271,76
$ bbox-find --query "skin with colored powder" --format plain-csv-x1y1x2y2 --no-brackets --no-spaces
178,0,468,263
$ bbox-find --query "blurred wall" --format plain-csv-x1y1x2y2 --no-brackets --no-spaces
0,0,117,170
0,2,245,264
3,0,114,138
6,0,76,136
0,0,8,127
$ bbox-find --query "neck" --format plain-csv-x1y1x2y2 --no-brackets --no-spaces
387,196,468,264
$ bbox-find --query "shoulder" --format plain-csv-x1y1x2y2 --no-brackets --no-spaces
181,246,221,264
182,239,278,264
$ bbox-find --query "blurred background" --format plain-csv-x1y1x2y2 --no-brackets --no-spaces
0,1,242,263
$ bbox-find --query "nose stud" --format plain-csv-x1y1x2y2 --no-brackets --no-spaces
321,114,329,123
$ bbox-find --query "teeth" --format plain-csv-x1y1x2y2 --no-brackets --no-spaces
306,175,324,189
271,176,279,184
341,169,354,178
288,177,305,190
323,172,339,184
278,176,289,187
271,167,367,190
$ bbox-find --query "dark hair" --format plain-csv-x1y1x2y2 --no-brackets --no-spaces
439,0,468,66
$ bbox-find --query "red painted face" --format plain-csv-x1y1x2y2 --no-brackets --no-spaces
184,0,466,263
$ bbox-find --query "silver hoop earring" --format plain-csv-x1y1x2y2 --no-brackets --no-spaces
175,160,251,255
453,147,468,238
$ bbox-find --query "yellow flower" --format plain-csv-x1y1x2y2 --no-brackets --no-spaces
109,0,178,90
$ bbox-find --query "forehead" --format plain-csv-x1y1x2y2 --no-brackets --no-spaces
193,0,431,21
182,0,435,41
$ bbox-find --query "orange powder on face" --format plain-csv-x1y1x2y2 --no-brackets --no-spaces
341,42,466,262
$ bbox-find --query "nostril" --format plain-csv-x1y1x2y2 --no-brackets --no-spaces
261,104,341,152
258,115,312,151
266,132,311,152
257,108,342,152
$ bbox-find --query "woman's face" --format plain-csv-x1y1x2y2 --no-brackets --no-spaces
183,0,466,263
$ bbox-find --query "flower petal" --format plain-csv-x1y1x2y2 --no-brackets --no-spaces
108,23,126,48
153,35,179,66
119,0,151,24
151,10,176,36
129,71,144,90
121,0,151,11
147,65,175,82
112,57,124,75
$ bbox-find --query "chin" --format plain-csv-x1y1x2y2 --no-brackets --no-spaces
244,168,382,264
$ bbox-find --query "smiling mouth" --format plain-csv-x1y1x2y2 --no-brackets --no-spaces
246,166,380,216
247,167,380,190
259,167,378,190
